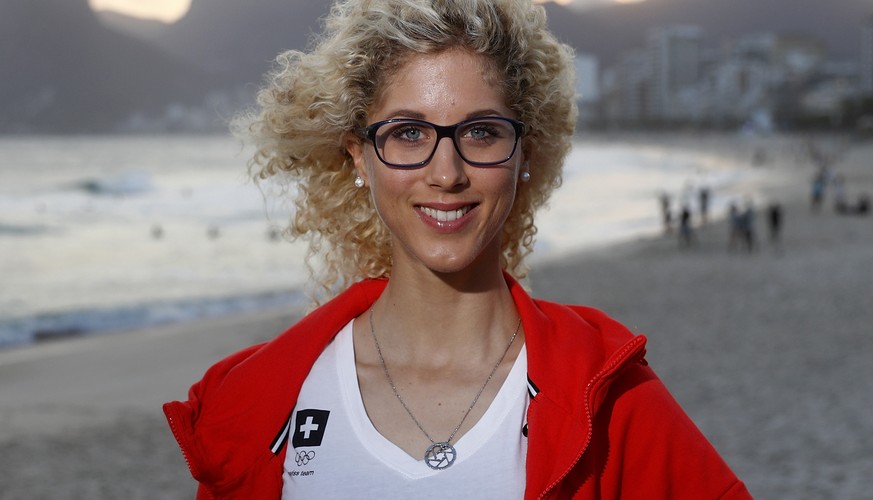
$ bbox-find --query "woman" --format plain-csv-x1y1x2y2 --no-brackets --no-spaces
164,1,751,498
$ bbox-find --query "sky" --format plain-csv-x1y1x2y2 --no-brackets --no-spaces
533,0,646,5
88,0,646,23
88,0,193,23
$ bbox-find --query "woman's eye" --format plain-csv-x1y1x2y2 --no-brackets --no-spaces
467,124,499,140
470,127,489,139
393,126,424,141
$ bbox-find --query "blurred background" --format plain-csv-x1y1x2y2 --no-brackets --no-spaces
2,0,870,345
1,1,872,498
2,0,870,133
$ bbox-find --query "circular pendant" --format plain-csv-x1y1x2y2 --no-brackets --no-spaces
424,442,457,470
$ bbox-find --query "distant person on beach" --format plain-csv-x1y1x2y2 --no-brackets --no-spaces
659,191,673,233
752,147,767,166
833,174,848,214
740,200,757,253
857,193,870,215
767,203,783,247
679,204,694,247
831,174,870,216
728,202,742,252
698,186,711,225
728,200,756,254
162,1,750,498
810,166,829,212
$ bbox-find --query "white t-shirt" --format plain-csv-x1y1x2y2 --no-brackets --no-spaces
282,320,529,499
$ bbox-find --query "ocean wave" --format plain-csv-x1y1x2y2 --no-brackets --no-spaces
0,223,57,236
0,290,305,349
71,170,153,196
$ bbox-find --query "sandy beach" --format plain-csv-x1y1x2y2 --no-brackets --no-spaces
1,133,871,499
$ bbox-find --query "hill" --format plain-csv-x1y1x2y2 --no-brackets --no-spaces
3,0,870,133
97,0,331,85
0,0,216,133
100,0,867,79
544,0,868,63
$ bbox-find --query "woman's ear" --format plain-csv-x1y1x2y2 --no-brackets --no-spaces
344,132,369,185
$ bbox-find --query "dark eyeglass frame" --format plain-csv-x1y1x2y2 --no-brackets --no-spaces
359,116,526,168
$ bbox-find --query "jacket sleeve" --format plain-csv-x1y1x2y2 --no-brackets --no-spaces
577,362,751,499
163,343,268,497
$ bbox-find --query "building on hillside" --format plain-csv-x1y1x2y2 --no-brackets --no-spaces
594,23,850,130
705,33,780,128
801,79,857,125
708,56,771,127
861,16,873,94
647,25,705,122
574,54,600,126
771,35,827,82
599,49,651,127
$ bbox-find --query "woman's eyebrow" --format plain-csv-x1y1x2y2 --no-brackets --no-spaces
464,109,509,120
376,108,511,122
377,109,427,120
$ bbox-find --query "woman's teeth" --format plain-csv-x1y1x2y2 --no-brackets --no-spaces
420,206,471,222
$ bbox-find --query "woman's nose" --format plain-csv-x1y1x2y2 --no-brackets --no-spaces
425,137,468,189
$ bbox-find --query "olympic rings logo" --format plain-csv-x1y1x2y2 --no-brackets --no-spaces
295,450,316,466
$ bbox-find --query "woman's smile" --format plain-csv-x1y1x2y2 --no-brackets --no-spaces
416,202,478,231
418,204,473,223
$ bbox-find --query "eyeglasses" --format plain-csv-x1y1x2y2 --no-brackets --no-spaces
360,116,525,168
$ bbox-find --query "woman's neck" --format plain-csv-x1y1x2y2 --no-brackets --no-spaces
369,263,519,364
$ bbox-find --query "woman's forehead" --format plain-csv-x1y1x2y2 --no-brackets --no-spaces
368,49,509,121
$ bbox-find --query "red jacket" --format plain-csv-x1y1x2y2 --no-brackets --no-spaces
164,276,751,499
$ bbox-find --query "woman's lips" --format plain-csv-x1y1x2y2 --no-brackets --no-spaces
418,205,472,222
416,203,478,231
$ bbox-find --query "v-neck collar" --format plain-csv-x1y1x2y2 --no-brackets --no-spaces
337,319,529,478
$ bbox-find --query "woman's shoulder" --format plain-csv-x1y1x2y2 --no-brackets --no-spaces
508,275,639,350
523,296,649,401
201,278,382,371
528,297,641,352
194,341,270,394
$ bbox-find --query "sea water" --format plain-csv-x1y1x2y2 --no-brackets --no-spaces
0,134,776,347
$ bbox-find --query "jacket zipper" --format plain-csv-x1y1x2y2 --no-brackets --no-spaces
165,406,198,481
536,336,647,499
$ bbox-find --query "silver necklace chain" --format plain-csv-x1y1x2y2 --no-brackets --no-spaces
368,308,521,470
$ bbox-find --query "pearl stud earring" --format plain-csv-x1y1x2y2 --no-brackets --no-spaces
354,176,365,188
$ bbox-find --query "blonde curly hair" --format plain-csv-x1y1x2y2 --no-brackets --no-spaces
235,0,577,298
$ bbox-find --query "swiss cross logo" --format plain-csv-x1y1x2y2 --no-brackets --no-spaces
292,409,330,448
